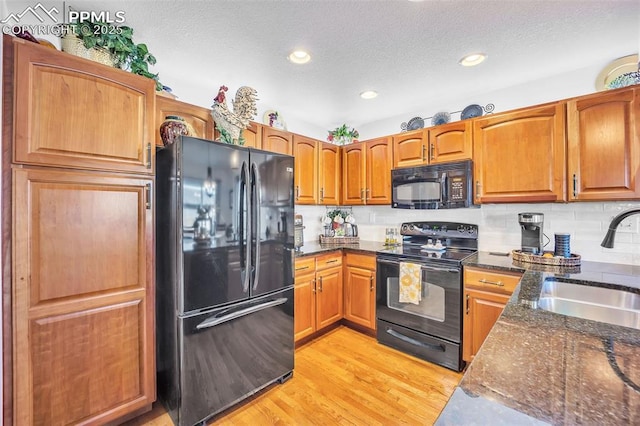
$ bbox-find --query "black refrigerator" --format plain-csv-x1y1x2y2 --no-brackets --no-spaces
155,136,295,426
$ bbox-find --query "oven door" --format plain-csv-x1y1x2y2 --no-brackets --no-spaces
376,255,461,343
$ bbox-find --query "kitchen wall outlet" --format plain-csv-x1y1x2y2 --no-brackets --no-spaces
612,215,639,233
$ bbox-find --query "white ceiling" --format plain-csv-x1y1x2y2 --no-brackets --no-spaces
11,0,640,132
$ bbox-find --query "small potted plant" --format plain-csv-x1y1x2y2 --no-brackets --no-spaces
61,21,162,90
327,124,359,145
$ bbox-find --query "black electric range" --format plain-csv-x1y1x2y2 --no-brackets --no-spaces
375,221,478,372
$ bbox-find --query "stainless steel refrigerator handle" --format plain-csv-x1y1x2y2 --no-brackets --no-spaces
241,161,251,293
251,162,262,291
195,297,288,330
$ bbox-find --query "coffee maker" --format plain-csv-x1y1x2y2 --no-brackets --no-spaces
518,212,544,254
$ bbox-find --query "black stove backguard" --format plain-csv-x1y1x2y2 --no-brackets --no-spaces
376,221,478,372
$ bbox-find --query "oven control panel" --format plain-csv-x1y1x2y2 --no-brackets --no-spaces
400,221,478,239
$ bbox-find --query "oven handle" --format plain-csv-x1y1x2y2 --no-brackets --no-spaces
376,258,459,273
385,327,445,352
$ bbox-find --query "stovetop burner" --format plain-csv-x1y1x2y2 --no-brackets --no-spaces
377,221,478,265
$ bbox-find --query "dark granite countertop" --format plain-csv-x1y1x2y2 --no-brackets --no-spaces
294,240,388,257
437,252,640,425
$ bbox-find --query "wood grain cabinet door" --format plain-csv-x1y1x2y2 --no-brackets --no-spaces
567,87,640,201
429,120,473,164
342,143,366,205
473,102,566,203
318,142,341,205
242,121,263,149
11,38,155,174
12,167,155,425
262,126,292,155
392,129,428,168
462,288,510,363
316,266,344,330
293,135,319,204
343,253,376,330
156,96,214,146
365,137,392,204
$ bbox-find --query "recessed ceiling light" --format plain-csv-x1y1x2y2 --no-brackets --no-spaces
288,50,311,64
459,53,487,67
360,90,378,99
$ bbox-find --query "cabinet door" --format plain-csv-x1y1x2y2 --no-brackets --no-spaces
318,142,341,205
156,96,214,146
392,129,428,168
366,137,392,204
473,102,566,203
342,143,366,205
242,121,262,149
12,167,154,425
567,87,640,201
462,288,510,362
293,135,318,204
11,37,155,174
294,271,316,342
316,266,344,329
262,126,292,155
344,253,376,330
429,121,473,164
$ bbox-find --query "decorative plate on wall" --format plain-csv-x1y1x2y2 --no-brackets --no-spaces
595,54,638,91
431,111,451,126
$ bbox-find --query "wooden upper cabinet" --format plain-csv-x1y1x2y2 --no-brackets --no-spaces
342,143,366,205
155,96,213,146
12,168,155,424
429,120,473,164
393,129,427,168
262,126,292,155
10,37,155,174
365,137,392,204
567,87,640,201
243,121,263,149
293,135,319,204
318,142,341,205
473,102,566,203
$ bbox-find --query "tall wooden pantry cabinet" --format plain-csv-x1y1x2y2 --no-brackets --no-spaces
2,35,156,425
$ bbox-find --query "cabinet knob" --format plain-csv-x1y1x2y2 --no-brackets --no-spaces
466,294,470,314
318,276,323,292
572,174,578,198
370,275,374,291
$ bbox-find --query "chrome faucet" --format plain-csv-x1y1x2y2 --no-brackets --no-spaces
601,208,640,248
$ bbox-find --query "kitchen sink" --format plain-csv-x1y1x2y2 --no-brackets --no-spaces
538,278,640,330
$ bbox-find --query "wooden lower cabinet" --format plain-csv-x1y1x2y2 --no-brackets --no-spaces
294,252,344,341
462,266,522,362
294,257,317,341
343,252,376,330
12,168,155,424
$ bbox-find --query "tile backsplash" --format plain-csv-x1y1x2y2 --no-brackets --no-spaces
295,201,640,266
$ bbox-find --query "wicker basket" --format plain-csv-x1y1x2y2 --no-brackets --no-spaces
319,235,360,245
511,250,581,266
61,35,116,67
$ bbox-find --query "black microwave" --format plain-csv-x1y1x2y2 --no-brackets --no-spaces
391,160,475,209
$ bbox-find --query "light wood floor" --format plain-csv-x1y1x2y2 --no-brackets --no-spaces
125,326,462,425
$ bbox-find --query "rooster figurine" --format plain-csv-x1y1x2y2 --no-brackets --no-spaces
211,85,258,144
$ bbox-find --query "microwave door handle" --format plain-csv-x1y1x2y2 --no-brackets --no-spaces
440,172,447,203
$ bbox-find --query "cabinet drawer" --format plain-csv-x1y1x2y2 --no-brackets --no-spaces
464,267,522,294
294,257,316,277
315,252,342,270
345,252,376,269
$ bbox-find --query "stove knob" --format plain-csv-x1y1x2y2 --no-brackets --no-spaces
457,225,465,233
442,225,448,232
467,226,476,234
401,224,409,233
